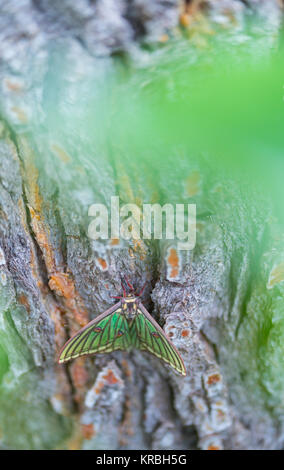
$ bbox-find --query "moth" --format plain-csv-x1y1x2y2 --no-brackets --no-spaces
58,278,186,376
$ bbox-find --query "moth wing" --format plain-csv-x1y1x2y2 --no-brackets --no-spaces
131,302,186,376
58,301,131,363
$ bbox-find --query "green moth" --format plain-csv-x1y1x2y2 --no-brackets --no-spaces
58,279,186,376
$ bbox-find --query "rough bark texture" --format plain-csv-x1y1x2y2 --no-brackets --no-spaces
0,0,284,450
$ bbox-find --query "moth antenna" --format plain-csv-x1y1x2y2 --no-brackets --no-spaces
124,276,134,291
138,281,147,297
120,278,127,297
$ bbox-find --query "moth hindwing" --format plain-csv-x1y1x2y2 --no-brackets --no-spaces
58,291,186,377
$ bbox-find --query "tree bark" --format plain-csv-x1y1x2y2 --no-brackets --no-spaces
0,0,283,450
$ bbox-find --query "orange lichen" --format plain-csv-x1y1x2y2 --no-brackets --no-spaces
97,257,108,271
181,330,190,338
208,445,221,450
207,373,221,385
4,78,23,92
28,195,56,277
90,367,123,397
49,272,88,327
133,239,144,251
71,359,88,389
132,239,147,261
81,423,95,440
110,238,120,246
103,369,120,385
17,294,31,313
167,247,179,279
49,272,74,296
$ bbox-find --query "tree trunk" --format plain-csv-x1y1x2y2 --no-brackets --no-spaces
0,0,283,450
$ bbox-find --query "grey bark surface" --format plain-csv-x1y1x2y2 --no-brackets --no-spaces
0,0,284,450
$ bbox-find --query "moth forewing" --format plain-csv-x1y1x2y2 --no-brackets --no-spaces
58,300,122,363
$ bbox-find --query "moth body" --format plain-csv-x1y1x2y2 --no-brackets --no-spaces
121,294,138,320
